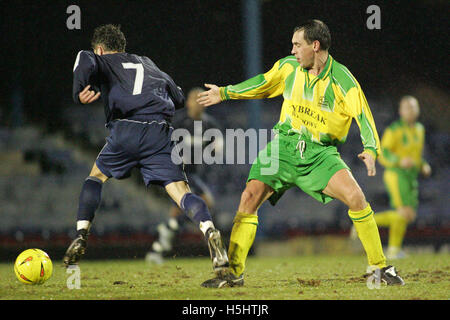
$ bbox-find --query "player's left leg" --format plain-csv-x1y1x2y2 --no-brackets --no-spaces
63,163,109,266
165,181,229,274
65,120,140,266
76,163,109,231
323,169,404,285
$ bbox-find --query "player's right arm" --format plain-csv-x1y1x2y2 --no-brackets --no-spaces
72,50,101,104
197,59,286,107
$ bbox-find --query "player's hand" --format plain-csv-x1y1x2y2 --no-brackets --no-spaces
196,84,222,107
358,151,376,176
399,157,415,169
79,85,101,104
421,162,432,178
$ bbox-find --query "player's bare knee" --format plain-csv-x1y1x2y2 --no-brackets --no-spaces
239,181,273,214
240,189,258,212
346,188,367,211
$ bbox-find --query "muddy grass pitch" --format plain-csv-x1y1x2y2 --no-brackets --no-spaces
1,253,448,300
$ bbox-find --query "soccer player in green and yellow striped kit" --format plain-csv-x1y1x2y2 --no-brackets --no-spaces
374,96,431,259
197,20,404,287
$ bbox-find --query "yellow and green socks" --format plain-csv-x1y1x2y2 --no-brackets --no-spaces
349,204,386,269
228,205,388,276
228,212,258,277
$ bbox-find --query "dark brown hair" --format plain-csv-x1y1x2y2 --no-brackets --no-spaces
294,20,331,51
91,24,126,52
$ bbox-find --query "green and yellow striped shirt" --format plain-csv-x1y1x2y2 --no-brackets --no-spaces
219,55,380,159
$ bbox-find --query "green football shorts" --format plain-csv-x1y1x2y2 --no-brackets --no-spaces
383,168,419,209
247,133,350,205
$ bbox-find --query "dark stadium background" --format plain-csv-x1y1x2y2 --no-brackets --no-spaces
0,0,448,261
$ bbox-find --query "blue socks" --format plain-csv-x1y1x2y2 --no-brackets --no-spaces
180,193,214,234
75,182,214,237
77,178,102,223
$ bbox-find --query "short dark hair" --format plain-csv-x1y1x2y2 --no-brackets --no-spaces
294,20,331,51
91,24,126,52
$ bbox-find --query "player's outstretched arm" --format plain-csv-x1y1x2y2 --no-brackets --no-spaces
78,85,101,104
197,59,287,107
197,84,222,107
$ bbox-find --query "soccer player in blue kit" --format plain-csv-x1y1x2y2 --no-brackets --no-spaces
63,25,229,275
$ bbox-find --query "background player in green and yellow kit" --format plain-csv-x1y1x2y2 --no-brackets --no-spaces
197,20,404,288
374,96,432,259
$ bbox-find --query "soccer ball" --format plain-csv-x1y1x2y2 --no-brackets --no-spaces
14,249,53,285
